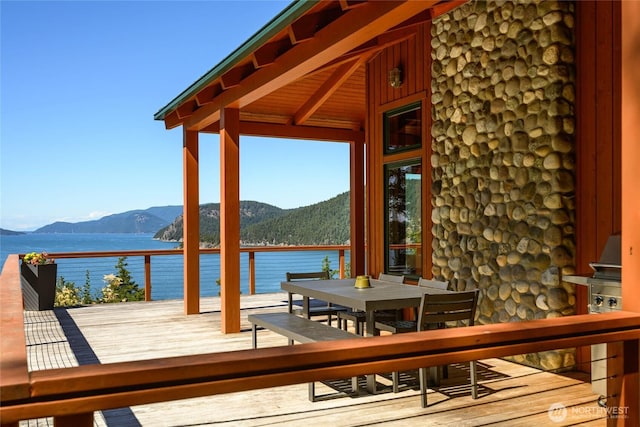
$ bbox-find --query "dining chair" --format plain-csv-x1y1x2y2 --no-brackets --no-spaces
337,273,404,335
375,289,479,407
417,277,449,290
286,271,346,326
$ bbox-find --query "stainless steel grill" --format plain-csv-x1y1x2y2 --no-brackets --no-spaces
564,234,622,312
564,233,621,398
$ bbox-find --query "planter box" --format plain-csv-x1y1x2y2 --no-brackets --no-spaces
21,263,58,311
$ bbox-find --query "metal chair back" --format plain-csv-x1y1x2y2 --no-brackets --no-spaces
378,273,404,283
417,290,479,331
417,278,449,290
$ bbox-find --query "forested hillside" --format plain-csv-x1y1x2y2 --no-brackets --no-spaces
154,192,350,246
154,201,286,244
241,192,349,245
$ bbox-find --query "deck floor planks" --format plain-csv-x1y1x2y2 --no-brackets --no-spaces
21,293,607,426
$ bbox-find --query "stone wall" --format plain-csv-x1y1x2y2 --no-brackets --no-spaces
430,0,577,369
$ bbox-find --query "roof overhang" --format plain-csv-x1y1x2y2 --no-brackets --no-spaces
154,0,464,141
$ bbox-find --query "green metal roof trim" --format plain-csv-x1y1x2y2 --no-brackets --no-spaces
154,0,319,121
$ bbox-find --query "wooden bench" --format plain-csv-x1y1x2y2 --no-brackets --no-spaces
248,312,362,401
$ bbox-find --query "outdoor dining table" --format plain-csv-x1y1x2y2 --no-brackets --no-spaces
280,277,452,394
281,278,451,336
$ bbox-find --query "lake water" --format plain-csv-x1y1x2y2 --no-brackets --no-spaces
1,233,348,300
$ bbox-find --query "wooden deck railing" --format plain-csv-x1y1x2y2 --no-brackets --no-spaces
20,245,349,300
1,254,639,426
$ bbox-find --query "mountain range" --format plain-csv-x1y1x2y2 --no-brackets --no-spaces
24,192,350,246
34,206,184,234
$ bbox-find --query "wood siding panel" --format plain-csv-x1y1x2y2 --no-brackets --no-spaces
594,1,615,239
576,1,622,274
367,24,430,277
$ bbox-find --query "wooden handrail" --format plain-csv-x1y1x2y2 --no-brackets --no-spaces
0,255,30,402
2,255,639,425
2,312,639,424
18,245,350,299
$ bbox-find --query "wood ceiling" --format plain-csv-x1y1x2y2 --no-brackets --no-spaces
155,0,463,142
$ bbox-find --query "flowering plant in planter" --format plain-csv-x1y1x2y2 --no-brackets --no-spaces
23,251,55,265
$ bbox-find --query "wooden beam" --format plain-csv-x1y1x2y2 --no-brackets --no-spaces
182,129,200,315
164,110,182,130
339,0,367,11
294,58,363,125
252,38,292,68
220,63,254,90
430,0,467,20
195,84,221,106
289,8,344,44
176,100,197,119
183,0,438,131
204,121,364,142
219,107,241,333
295,20,418,81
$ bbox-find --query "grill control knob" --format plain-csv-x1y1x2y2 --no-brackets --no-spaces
608,297,618,308
594,295,604,306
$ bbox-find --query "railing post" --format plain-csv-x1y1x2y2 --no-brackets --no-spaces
144,255,152,301
339,249,345,279
248,251,256,295
53,412,93,427
607,339,639,426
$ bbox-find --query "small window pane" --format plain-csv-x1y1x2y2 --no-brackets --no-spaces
384,103,421,153
385,163,422,277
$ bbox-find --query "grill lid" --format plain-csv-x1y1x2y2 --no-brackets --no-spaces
589,234,621,281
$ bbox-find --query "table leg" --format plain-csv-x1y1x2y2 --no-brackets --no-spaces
365,310,379,394
303,296,310,319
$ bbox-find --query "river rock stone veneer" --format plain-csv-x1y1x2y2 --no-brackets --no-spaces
430,0,576,370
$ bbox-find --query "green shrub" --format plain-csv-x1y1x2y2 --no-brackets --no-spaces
55,271,93,307
97,257,144,303
54,258,144,306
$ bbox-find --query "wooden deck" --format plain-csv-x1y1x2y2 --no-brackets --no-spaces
23,293,607,426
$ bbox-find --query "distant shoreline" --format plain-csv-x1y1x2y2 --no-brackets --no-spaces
0,228,26,236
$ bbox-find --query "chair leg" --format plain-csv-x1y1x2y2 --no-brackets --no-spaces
470,360,478,399
351,376,359,395
392,371,399,393
308,382,316,402
419,367,428,408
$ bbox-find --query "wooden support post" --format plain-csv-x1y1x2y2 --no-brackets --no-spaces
183,129,200,315
621,0,640,315
249,251,256,295
220,107,241,333
339,249,345,279
144,255,151,301
620,0,640,419
349,137,365,277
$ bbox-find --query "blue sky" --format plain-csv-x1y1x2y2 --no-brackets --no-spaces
1,1,351,231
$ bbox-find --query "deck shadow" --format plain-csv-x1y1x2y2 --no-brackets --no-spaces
319,361,507,402
55,308,142,427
